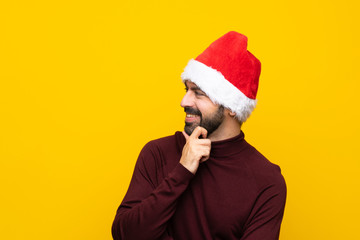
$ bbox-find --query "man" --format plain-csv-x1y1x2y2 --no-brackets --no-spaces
112,31,286,240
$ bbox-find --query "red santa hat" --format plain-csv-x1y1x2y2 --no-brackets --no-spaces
181,31,261,122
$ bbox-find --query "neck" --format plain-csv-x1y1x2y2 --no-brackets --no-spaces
208,118,242,141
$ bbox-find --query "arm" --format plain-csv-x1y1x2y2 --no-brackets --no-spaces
240,175,287,240
112,127,211,240
111,143,194,240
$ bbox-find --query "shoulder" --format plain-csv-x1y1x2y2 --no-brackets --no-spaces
242,141,286,193
142,131,185,154
136,132,185,170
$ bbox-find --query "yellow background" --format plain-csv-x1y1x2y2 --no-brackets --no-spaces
1,0,359,239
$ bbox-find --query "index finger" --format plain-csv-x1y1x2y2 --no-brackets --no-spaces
190,126,208,139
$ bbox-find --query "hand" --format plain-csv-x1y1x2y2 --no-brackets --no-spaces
180,126,211,174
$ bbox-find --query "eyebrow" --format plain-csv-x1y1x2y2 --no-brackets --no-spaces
184,83,202,91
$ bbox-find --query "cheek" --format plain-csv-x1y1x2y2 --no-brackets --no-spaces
197,100,218,115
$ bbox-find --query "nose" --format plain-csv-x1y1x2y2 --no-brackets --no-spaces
180,90,194,108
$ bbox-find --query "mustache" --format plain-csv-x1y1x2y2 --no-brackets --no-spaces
184,107,202,116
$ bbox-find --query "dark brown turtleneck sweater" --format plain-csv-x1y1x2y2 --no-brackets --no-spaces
112,131,286,240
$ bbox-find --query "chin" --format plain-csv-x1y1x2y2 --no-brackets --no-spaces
184,122,199,136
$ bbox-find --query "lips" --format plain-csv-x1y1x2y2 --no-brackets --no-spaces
184,107,202,123
185,113,200,123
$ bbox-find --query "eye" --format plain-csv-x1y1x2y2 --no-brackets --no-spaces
184,87,188,92
195,91,205,96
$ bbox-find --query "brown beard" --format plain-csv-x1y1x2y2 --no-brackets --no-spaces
184,105,225,136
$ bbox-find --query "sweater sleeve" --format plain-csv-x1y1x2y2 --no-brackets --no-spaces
240,172,287,240
112,142,194,240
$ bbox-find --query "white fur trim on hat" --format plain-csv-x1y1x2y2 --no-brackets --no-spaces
181,59,257,123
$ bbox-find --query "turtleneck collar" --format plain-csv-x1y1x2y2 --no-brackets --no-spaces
210,131,246,158
175,130,247,159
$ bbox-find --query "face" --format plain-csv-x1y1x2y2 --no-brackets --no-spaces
181,81,225,136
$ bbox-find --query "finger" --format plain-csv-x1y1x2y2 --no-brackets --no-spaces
197,138,211,146
199,146,211,162
200,128,208,139
200,153,210,162
191,126,208,140
182,131,190,140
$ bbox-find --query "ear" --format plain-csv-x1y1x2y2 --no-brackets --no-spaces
229,111,236,117
224,108,236,118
